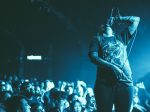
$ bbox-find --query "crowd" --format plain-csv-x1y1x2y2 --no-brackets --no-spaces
0,74,149,112
0,74,96,112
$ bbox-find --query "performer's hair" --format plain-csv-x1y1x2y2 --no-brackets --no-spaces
98,24,110,35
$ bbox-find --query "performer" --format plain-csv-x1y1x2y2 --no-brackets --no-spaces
88,14,140,112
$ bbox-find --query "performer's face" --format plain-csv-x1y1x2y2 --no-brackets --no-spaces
104,26,113,35
99,25,113,36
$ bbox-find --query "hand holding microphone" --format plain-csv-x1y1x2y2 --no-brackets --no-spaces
107,8,121,26
106,8,114,26
107,17,115,26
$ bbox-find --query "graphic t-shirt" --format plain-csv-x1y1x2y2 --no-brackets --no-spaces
89,28,136,86
100,36,132,84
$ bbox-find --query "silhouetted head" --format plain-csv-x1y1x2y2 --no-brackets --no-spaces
98,24,113,36
5,95,31,112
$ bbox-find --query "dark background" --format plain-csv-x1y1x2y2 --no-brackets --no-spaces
0,0,150,86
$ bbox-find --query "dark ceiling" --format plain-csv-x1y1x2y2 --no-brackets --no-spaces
0,0,148,47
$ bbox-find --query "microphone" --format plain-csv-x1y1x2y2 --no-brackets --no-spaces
107,8,121,26
107,8,114,26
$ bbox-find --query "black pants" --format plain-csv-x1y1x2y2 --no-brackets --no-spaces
94,81,134,112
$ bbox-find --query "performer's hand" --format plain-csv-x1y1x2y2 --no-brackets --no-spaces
110,64,123,79
107,16,121,26
107,17,115,26
113,15,122,25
